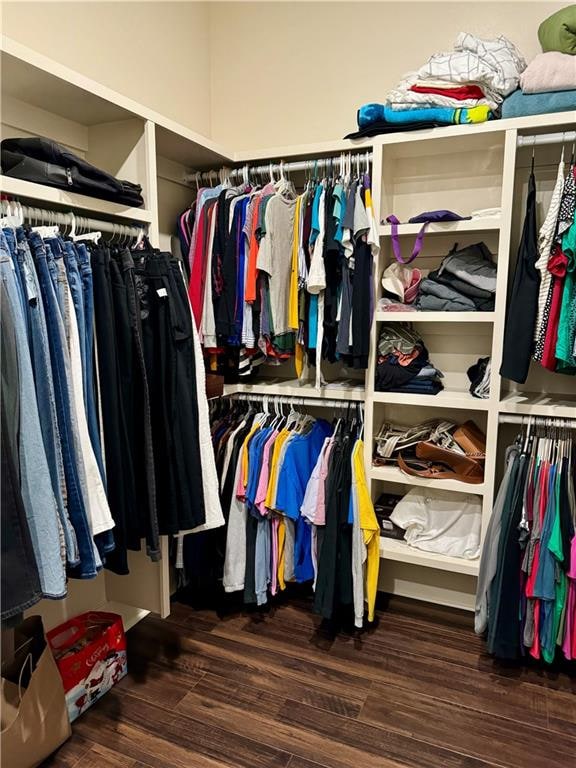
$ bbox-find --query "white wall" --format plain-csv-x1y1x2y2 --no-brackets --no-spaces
1,1,212,136
208,1,567,149
1,1,569,150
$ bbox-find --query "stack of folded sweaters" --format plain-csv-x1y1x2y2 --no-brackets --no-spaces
502,6,576,119
416,242,497,312
376,324,444,395
347,33,526,138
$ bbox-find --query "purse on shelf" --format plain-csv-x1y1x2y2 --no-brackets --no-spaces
374,419,486,484
384,211,471,265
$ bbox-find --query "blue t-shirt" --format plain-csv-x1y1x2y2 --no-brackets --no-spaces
275,420,333,583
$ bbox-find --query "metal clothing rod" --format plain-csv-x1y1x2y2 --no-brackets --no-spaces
517,131,576,149
184,152,373,186
13,204,146,237
499,413,576,428
225,392,362,410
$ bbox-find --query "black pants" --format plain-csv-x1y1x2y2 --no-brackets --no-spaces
351,241,372,369
314,435,353,620
112,249,160,561
91,245,134,574
138,250,206,534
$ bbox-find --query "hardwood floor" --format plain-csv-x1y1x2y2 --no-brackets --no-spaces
43,596,575,768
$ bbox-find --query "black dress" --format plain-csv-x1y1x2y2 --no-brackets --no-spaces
500,169,540,383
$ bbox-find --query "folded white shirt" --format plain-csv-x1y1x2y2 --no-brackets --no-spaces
390,488,481,559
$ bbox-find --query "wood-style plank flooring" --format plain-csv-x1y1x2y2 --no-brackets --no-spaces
43,596,575,768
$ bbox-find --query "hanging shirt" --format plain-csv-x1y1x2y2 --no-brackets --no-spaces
534,156,565,359
257,195,297,336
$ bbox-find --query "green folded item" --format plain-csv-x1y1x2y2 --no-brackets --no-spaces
538,5,576,54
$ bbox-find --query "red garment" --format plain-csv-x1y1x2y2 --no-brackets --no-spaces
541,245,568,370
245,199,261,303
188,205,216,330
410,84,486,101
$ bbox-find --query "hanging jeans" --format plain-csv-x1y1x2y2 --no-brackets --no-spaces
28,231,99,579
113,248,159,560
0,232,67,597
0,380,42,622
91,244,135,575
75,242,106,482
137,249,206,534
9,228,80,565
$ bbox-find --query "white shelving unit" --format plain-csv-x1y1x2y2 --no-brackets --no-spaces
0,175,154,223
378,217,502,236
223,379,365,402
370,465,487,496
2,33,574,623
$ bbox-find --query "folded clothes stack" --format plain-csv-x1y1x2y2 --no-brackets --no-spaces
376,324,444,395
502,6,576,118
417,242,497,312
346,33,526,138
380,241,497,312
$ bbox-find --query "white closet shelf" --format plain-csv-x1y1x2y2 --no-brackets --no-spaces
499,391,576,420
370,464,486,495
103,602,150,632
374,311,495,323
223,379,365,402
372,389,490,411
0,176,154,223
379,538,480,576
378,217,501,237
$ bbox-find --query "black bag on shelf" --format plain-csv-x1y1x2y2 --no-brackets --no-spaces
1,137,144,208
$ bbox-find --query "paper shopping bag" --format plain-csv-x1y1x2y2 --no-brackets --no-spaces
1,616,71,768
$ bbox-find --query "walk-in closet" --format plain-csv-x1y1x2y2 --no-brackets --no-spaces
1,3,575,768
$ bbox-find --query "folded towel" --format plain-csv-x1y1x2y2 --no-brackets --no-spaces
520,52,576,94
501,88,576,118
387,72,499,112
411,84,487,100
358,103,492,128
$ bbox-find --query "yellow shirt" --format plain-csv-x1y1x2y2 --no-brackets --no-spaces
288,196,301,331
264,429,291,509
353,441,380,622
277,516,286,591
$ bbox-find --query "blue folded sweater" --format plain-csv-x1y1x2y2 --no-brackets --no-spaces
501,89,576,118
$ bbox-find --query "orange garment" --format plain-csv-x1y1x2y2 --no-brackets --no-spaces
245,199,261,303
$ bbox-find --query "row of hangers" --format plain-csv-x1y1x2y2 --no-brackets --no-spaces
191,151,372,194
0,200,145,247
210,394,364,439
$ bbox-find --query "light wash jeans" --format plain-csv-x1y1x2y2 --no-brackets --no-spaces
0,231,67,598
28,231,100,578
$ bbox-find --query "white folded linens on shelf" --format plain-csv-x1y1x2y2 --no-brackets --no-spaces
390,488,482,559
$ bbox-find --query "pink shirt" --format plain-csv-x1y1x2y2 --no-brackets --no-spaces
255,430,278,514
315,438,335,526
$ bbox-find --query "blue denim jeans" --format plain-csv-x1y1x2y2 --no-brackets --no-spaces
3,228,28,325
73,243,106,483
0,231,67,597
63,242,88,405
28,231,98,578
14,228,80,566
